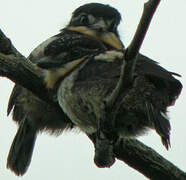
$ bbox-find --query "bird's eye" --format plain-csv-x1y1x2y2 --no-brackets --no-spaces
79,14,95,26
109,19,117,31
80,15,89,25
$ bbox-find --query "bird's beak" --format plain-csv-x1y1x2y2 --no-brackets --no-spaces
100,32,123,50
68,26,123,50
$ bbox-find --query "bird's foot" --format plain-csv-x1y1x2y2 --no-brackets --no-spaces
94,131,115,168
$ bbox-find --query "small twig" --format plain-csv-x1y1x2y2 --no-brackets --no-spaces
106,0,161,109
126,0,161,60
99,0,162,173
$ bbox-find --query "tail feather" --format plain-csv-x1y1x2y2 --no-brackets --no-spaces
145,103,171,150
7,117,37,176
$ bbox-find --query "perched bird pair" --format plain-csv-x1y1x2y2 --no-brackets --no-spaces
7,3,182,176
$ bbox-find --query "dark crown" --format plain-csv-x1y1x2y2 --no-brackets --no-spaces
72,3,121,26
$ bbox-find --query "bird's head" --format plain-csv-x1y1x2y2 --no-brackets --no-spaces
36,3,124,89
67,3,124,50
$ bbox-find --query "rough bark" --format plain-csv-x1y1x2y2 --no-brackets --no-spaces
0,0,185,179
114,138,186,180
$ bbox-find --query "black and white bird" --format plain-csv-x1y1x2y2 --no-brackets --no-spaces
7,3,182,176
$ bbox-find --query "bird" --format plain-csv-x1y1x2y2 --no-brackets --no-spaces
7,2,182,175
6,3,124,176
34,3,182,167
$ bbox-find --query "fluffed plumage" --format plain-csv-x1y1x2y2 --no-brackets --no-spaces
7,2,182,175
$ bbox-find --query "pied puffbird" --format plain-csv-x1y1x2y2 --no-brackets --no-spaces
7,3,182,176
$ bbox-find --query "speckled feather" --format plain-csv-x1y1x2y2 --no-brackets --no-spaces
57,53,182,149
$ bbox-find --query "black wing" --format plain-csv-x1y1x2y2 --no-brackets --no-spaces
36,29,106,69
137,54,182,104
137,54,182,149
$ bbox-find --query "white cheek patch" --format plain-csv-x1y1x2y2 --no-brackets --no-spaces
94,50,124,62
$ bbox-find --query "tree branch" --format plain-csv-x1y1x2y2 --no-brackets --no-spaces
0,1,185,179
0,29,59,106
115,138,186,180
0,53,55,105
